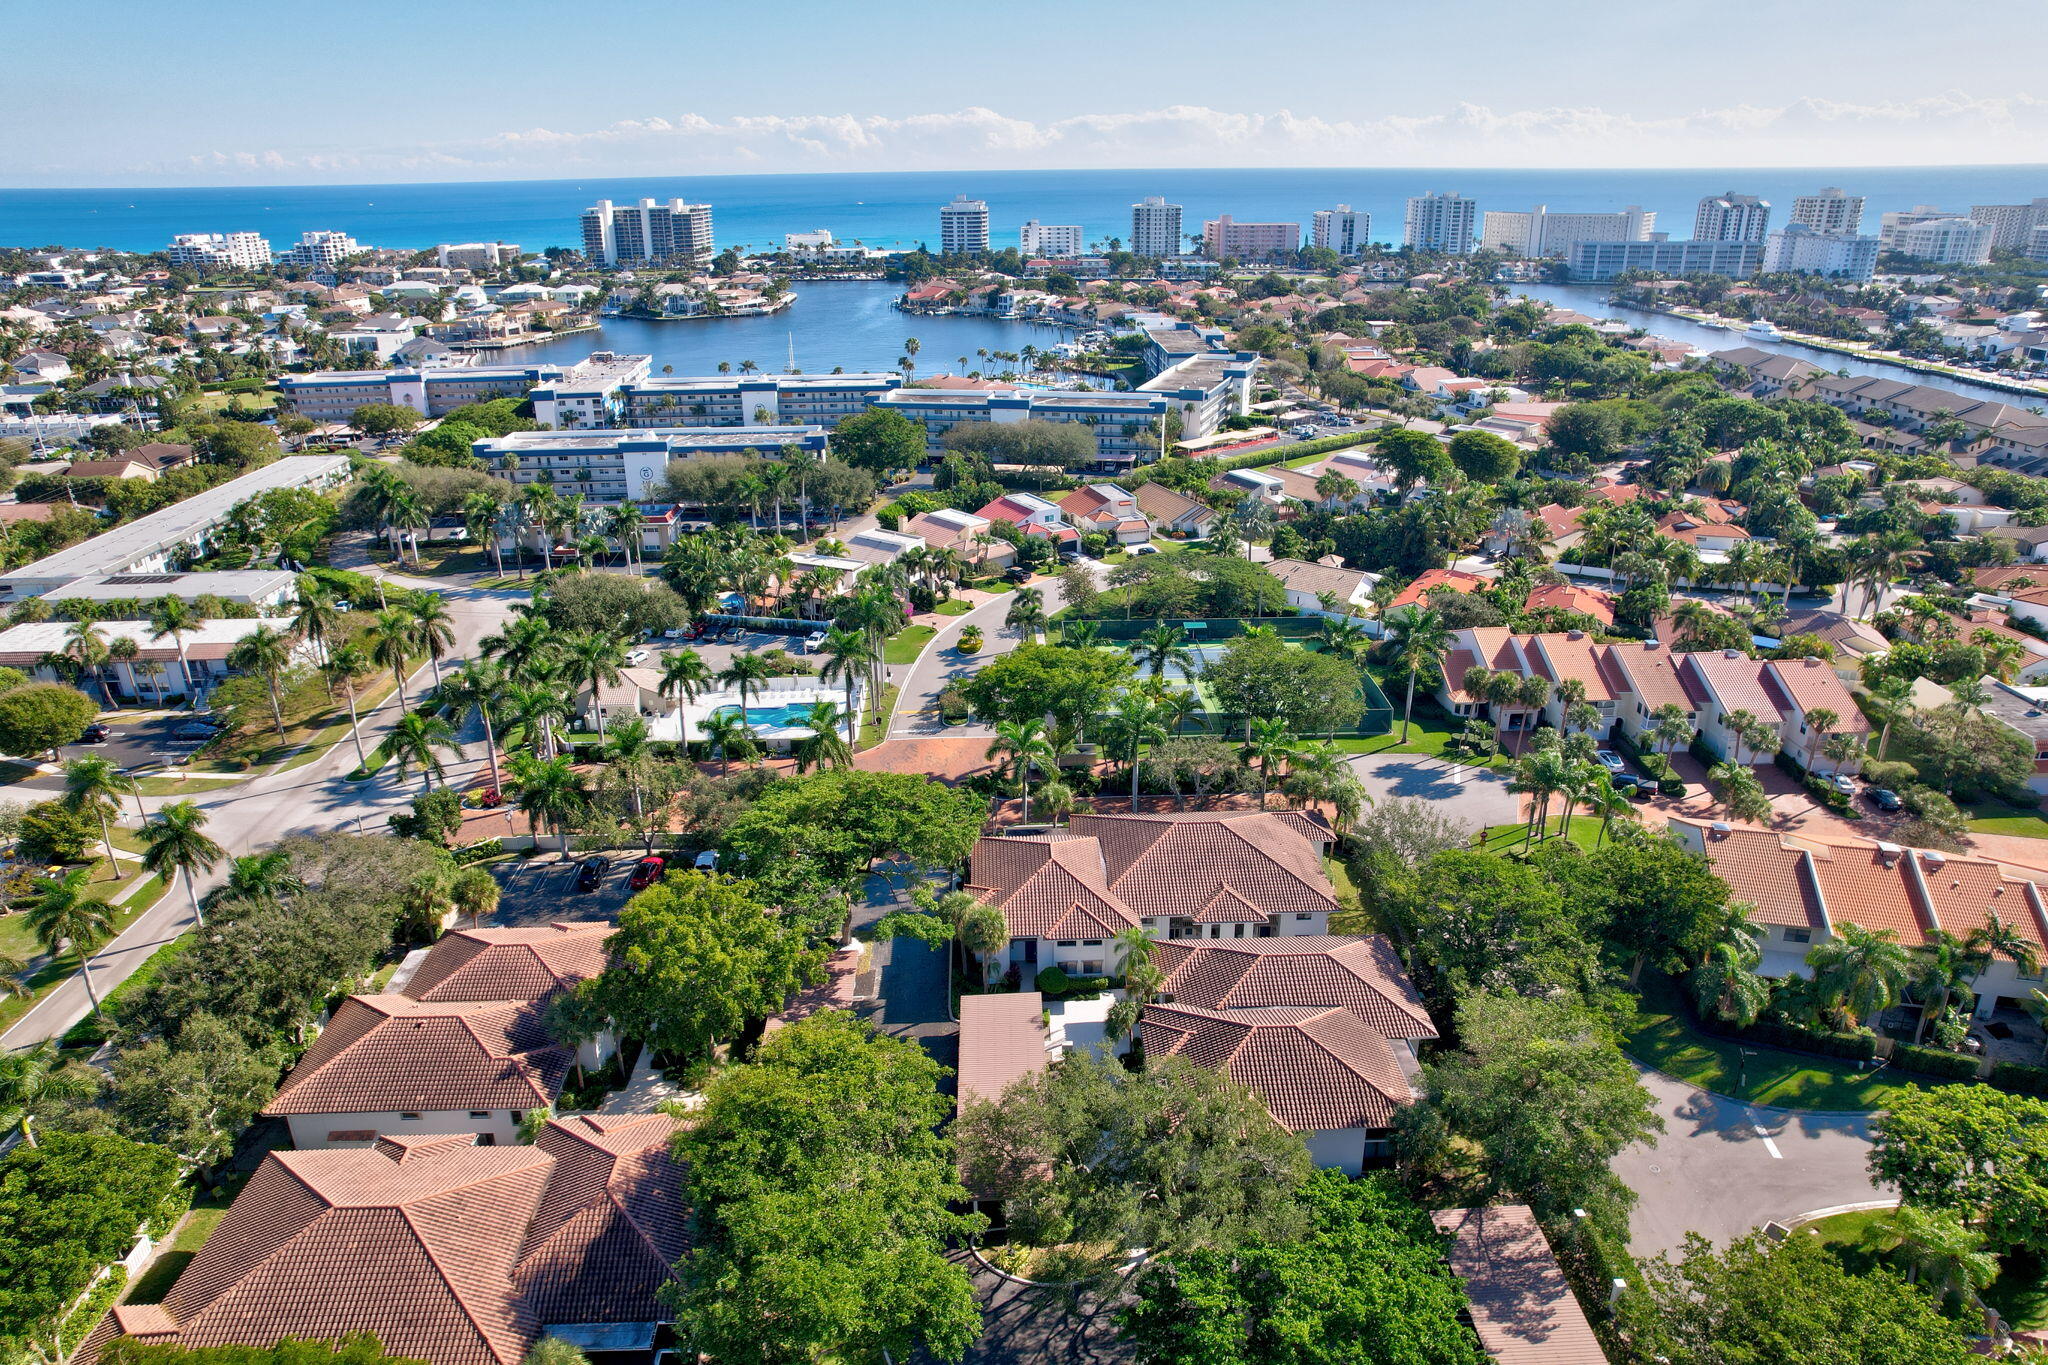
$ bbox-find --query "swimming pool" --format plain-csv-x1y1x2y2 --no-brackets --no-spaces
711,702,820,728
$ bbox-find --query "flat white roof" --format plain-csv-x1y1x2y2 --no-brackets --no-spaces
0,456,349,590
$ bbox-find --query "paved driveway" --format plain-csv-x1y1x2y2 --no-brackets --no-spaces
1346,752,1519,833
489,854,644,926
1615,1066,1885,1258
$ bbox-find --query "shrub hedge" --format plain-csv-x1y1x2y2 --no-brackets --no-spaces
1216,431,1373,472
1726,1018,1879,1061
1891,1043,1982,1081
1991,1061,2048,1096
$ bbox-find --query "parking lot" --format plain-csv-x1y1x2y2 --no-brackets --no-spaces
632,626,827,677
487,846,716,927
57,711,222,774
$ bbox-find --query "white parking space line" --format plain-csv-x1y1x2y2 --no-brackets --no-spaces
1753,1124,1783,1159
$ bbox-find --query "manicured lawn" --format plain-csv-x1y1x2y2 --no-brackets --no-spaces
0,873,169,1033
194,387,281,415
1965,799,2048,839
367,541,498,577
883,626,937,665
858,686,900,750
133,774,248,796
1477,816,1619,853
124,1199,232,1306
933,599,974,616
1621,972,1932,1112
1804,1208,2048,1330
1324,854,1361,912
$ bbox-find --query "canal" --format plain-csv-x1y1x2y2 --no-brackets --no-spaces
1513,281,2040,410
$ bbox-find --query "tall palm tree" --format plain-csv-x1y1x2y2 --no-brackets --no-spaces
1869,672,1915,760
1384,606,1453,744
1241,716,1297,803
1807,922,1914,1027
139,799,224,928
794,701,854,772
1910,931,1988,1045
108,637,149,706
563,631,630,737
479,613,558,685
1129,623,1193,682
464,489,506,575
451,865,502,928
700,711,759,774
716,651,777,715
368,607,420,709
1511,747,1571,848
1689,920,1770,1027
440,660,507,796
1584,773,1637,847
206,849,303,912
291,585,343,666
228,624,295,737
0,1040,97,1144
406,594,458,689
987,719,1056,822
608,503,645,573
324,643,373,771
815,629,873,723
63,619,114,710
506,751,590,854
63,756,138,879
389,711,461,791
26,868,114,1017
1967,908,2040,981
1279,742,1368,835
1868,1206,1999,1320
1005,587,1047,635
1103,690,1168,810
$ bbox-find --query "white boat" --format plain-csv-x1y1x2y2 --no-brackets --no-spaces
1746,320,1783,339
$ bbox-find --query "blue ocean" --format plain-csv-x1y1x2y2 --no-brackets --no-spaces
5,166,2046,255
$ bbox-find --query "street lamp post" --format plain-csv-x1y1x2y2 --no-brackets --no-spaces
1738,1047,1759,1094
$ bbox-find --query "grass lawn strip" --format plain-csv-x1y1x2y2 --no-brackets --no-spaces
0,873,171,1034
883,625,938,666
1964,799,2048,839
859,686,901,750
123,1197,232,1306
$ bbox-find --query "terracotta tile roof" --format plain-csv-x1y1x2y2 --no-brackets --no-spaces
1068,811,1339,923
1772,609,1889,656
1528,633,1616,703
1151,936,1435,1038
1685,823,1827,931
1138,1003,1413,1131
403,922,613,1003
93,1141,555,1365
967,836,1142,940
1389,567,1490,611
1268,557,1372,603
516,1113,689,1325
1657,511,1750,544
1681,650,1784,724
265,995,572,1117
1601,641,1702,713
1523,583,1614,625
1805,842,1927,942
1965,612,2048,657
1432,1205,1608,1365
957,991,1050,1109
1906,848,2048,948
1133,481,1214,526
1533,503,1585,540
1765,657,1870,733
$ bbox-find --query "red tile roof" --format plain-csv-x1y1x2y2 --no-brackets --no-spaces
403,922,612,1003
516,1113,689,1325
967,836,1142,940
265,995,572,1117
1765,658,1870,734
1687,824,1828,931
957,991,1050,1109
1139,1003,1413,1131
1151,936,1435,1038
1524,583,1614,625
1070,810,1339,924
1389,567,1490,611
1432,1205,1608,1365
1908,848,2048,948
1682,650,1784,724
1528,632,1617,703
1601,640,1703,713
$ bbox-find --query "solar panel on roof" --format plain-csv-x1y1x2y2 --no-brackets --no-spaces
100,574,181,585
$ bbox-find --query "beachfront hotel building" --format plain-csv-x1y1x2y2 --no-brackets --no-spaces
1478,205,1655,259
1789,188,1866,235
1200,216,1300,261
275,231,366,270
472,426,830,503
579,197,715,268
1018,221,1084,258
166,232,273,270
1311,206,1369,255
1762,224,1880,281
940,196,990,255
1693,192,1772,244
1567,239,1763,281
1403,193,1476,254
1131,197,1183,257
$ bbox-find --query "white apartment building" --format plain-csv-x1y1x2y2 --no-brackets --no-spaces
1403,193,1476,254
596,371,899,431
784,228,836,253
1891,216,1995,265
1567,240,1762,281
1693,193,1772,243
1201,217,1300,260
1131,196,1183,257
1971,199,2048,252
579,198,715,268
1879,206,1966,251
2030,224,2048,264
436,242,521,270
1019,221,1084,258
473,426,829,504
1311,205,1369,254
1762,224,1880,281
166,232,273,270
1478,205,1654,258
1788,187,1865,235
940,196,990,255
276,231,364,270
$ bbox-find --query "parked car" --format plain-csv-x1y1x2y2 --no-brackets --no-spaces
1002,566,1034,584
173,722,221,741
574,859,607,892
1129,543,1160,556
625,648,651,665
78,723,110,744
693,850,719,871
628,855,666,890
1828,773,1857,797
1594,750,1626,773
1868,788,1903,812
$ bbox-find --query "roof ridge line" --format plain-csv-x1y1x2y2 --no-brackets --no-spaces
396,1203,530,1365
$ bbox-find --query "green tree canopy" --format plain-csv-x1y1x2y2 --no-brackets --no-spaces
538,570,689,638
717,769,986,898
829,407,928,475
939,417,1096,469
1870,1084,2048,1251
956,641,1135,731
590,870,824,1063
1203,633,1363,736
1377,849,1607,1008
100,1336,431,1365
0,683,97,758
1446,429,1522,484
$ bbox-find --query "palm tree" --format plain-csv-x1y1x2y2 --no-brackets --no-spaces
1129,623,1193,681
1910,931,1988,1045
1005,587,1048,636
1383,606,1453,744
408,594,458,689
794,701,854,772
291,585,343,666
368,607,420,709
139,799,224,928
506,752,590,854
1867,1207,1999,1320
700,711,760,774
1510,747,1571,848
464,490,506,575
0,1040,97,1144
1280,742,1368,835
1241,716,1297,803
987,719,1056,822
26,868,114,1017
608,503,645,573
717,651,777,716
206,849,303,912
63,619,113,710
1807,922,1914,1027
228,624,295,737
815,629,873,723
563,632,630,737
659,648,714,710
440,660,507,796
1689,918,1770,1027
63,756,138,879
1584,773,1637,847
1708,761,1773,823
1650,703,1694,757
1103,691,1168,810
504,683,571,760
480,613,558,686
1869,673,1915,760
324,644,373,771
389,711,461,790
451,865,502,928
1967,907,2040,981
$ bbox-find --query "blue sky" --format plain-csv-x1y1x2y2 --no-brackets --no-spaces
5,0,2043,184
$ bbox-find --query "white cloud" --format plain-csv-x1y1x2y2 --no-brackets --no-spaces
138,94,2048,180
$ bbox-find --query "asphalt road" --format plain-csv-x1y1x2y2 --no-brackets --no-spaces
1614,1066,1886,1258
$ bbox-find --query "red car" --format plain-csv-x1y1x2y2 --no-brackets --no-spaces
628,855,666,891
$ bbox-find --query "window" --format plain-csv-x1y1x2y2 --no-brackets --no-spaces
469,1111,490,1119
1785,927,1811,944
1057,940,1077,947
399,1112,423,1120
1082,939,1102,947
1295,913,1313,921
